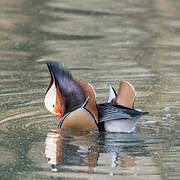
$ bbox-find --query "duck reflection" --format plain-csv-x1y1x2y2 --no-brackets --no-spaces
102,133,137,168
45,131,148,175
45,131,99,173
100,132,149,176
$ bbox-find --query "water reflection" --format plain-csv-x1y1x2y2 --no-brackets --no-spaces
45,132,99,173
45,131,150,177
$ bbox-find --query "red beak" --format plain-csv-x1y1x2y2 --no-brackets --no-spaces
57,114,62,123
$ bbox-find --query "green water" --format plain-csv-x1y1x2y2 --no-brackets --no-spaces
0,0,180,179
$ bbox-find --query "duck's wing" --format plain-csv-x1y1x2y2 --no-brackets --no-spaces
108,85,117,103
97,103,148,122
108,81,136,108
115,81,136,108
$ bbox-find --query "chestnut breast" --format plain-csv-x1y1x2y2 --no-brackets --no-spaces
60,108,98,132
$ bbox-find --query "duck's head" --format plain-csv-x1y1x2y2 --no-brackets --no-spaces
44,64,65,121
44,62,90,123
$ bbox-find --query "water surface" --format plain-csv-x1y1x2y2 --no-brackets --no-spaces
0,0,180,179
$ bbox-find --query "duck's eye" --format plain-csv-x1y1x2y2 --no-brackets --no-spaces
53,105,55,108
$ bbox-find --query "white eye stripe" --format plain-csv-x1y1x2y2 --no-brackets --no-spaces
44,81,56,114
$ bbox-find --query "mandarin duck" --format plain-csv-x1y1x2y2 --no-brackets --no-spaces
44,62,148,133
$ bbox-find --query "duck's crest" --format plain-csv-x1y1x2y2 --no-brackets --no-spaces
47,62,86,113
47,62,72,80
